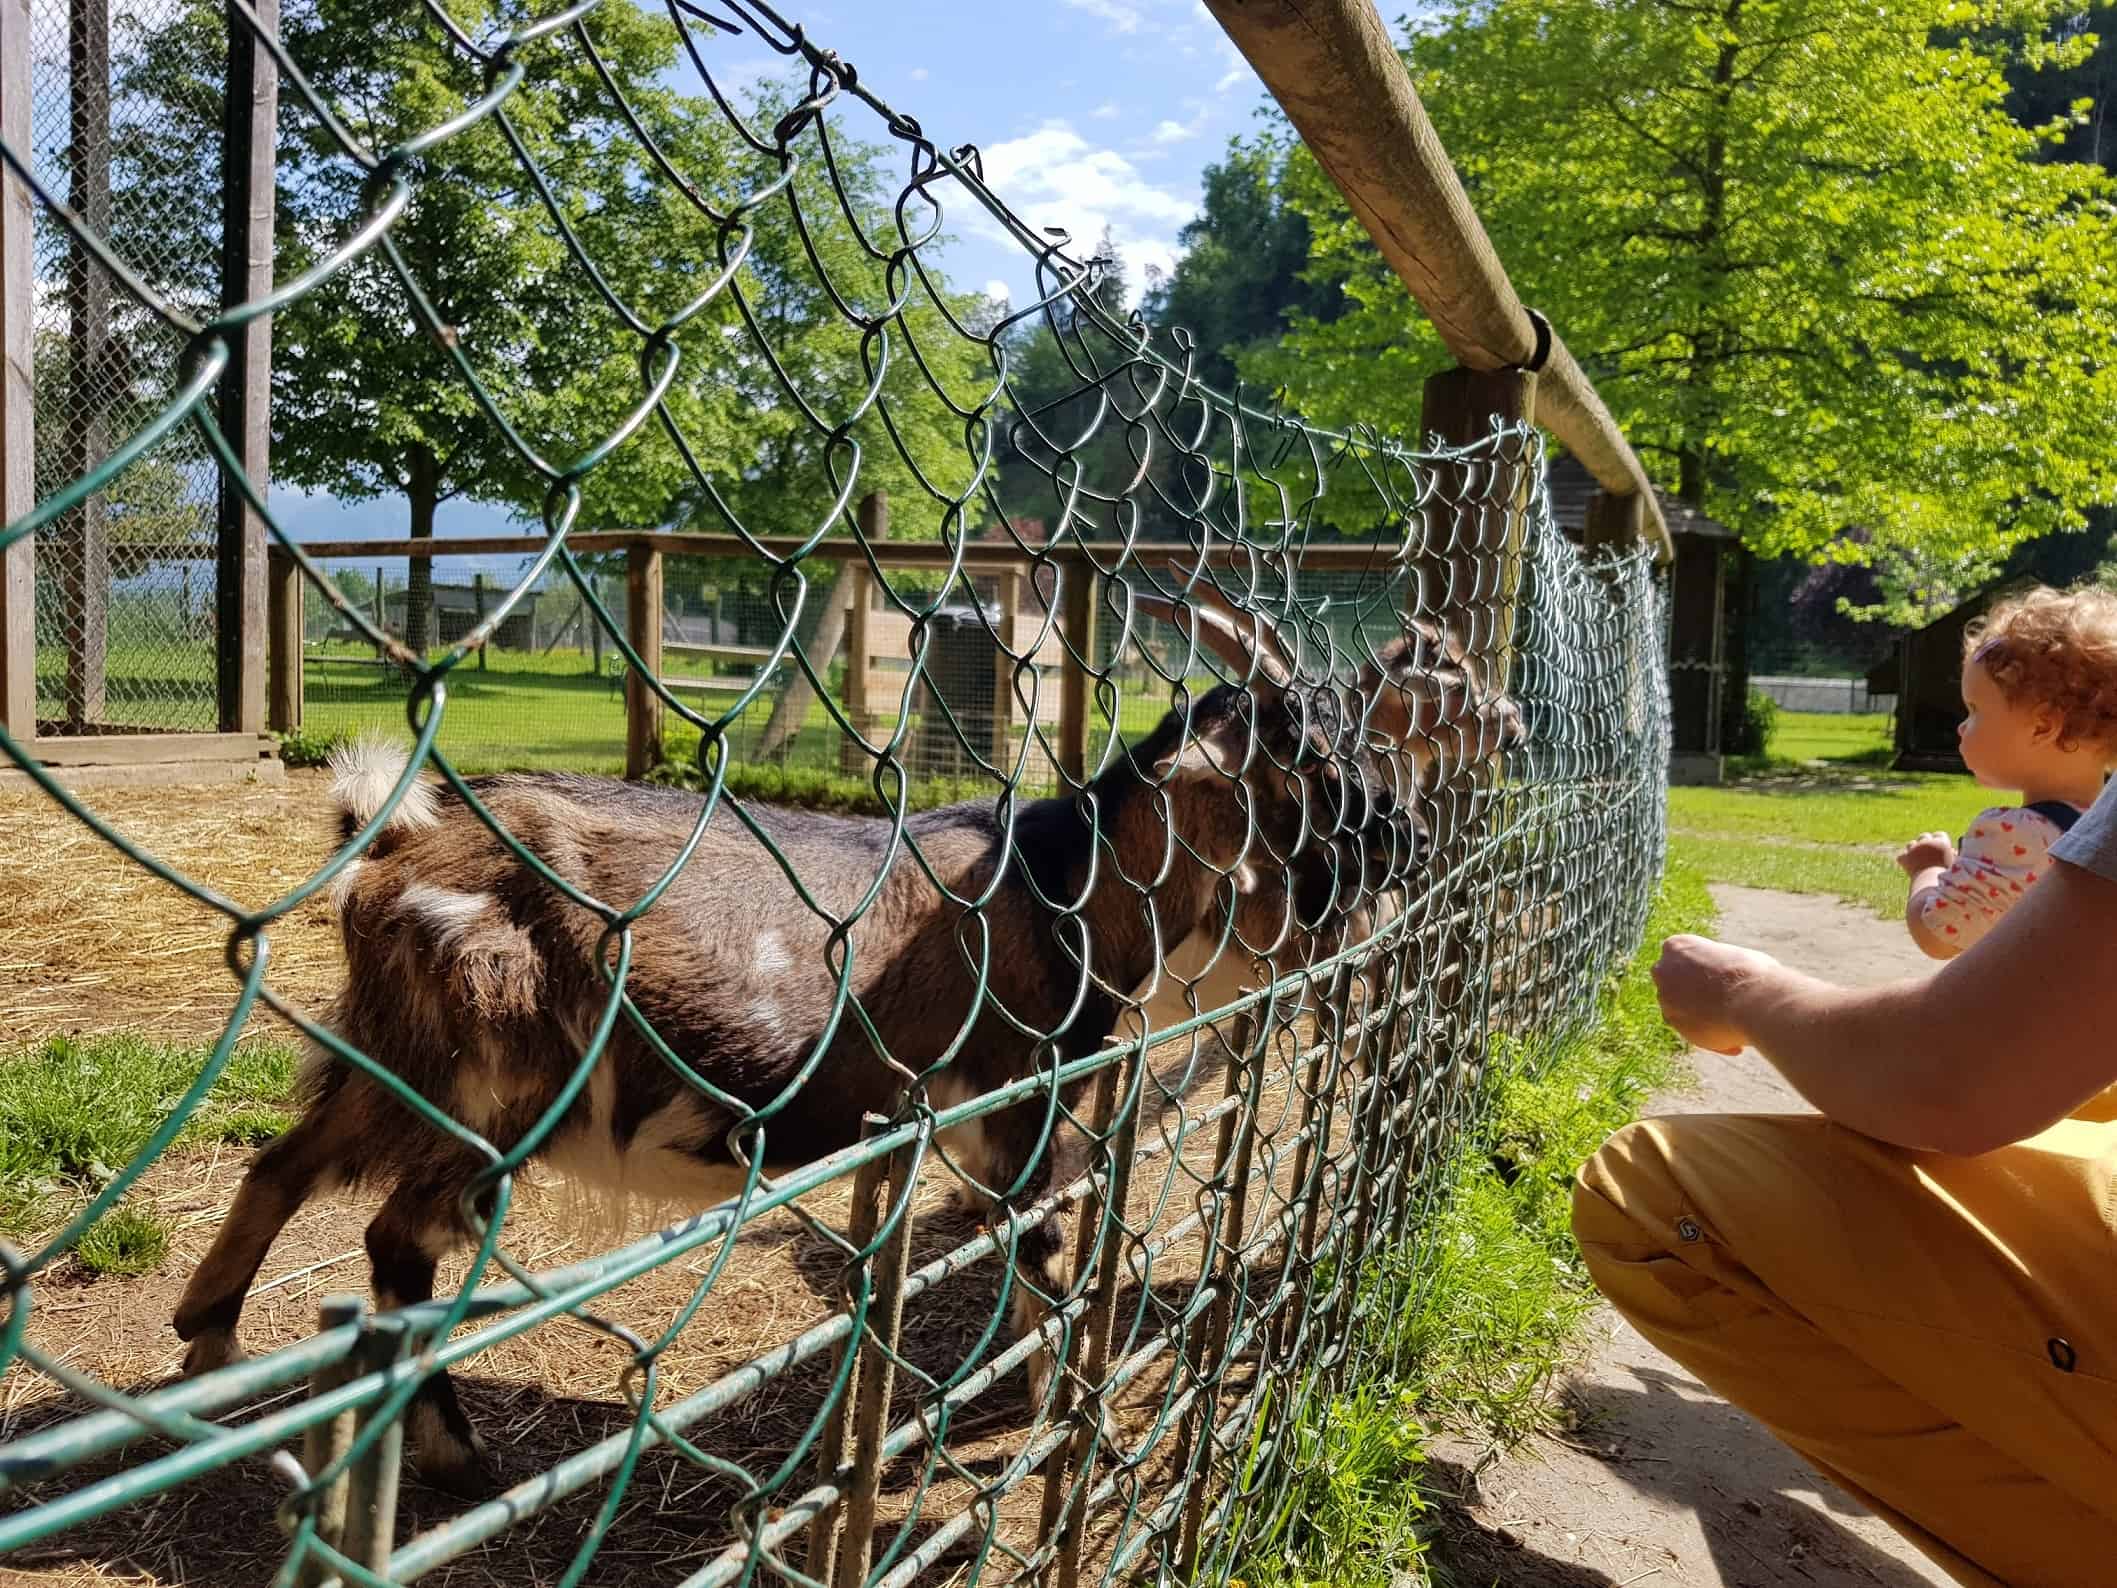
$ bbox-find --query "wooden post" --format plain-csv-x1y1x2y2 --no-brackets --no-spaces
838,492,885,774
267,547,303,732
1416,366,1536,676
61,0,111,730
992,568,1021,767
0,0,35,742
625,543,663,778
1058,565,1097,783
216,0,278,735
1584,488,1646,557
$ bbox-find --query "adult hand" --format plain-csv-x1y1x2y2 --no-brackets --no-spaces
1896,831,1956,876
1650,934,1784,1056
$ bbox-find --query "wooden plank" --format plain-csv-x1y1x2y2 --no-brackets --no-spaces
625,542,663,778
0,0,33,742
217,0,278,735
32,731,273,767
1200,0,1669,562
267,548,303,731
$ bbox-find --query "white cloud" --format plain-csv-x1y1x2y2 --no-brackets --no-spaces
984,279,1011,302
970,121,1195,309
1152,119,1195,144
1213,37,1252,92
1091,101,1122,120
1061,0,1143,33
909,66,929,82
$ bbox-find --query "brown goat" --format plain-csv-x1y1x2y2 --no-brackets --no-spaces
171,595,1472,1495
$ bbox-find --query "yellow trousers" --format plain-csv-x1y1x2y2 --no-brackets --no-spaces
1574,1091,2117,1588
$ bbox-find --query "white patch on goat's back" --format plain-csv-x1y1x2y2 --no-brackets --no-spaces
399,883,497,948
754,929,792,980
327,857,365,914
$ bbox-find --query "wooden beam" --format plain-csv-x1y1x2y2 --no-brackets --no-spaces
1200,0,1669,562
0,0,34,742
624,542,663,778
267,547,303,732
30,731,273,767
289,532,1417,572
838,492,885,774
217,0,278,735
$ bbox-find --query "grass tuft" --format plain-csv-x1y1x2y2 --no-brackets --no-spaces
0,1033,301,1239
74,1201,173,1276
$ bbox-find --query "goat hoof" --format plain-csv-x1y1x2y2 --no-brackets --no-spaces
180,1329,245,1378
409,1398,498,1498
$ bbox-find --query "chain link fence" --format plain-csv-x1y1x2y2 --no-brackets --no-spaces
26,0,224,736
0,0,1671,1581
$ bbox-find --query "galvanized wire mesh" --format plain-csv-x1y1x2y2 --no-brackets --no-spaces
26,0,224,735
0,0,1670,1582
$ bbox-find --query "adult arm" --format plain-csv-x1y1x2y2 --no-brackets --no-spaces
1653,855,2117,1154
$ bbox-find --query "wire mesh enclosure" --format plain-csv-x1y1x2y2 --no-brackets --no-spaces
0,0,1671,1582
24,0,227,735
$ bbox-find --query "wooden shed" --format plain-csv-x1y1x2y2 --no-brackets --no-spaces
1865,578,2030,774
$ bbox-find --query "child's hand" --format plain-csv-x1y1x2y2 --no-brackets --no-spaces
1896,831,1956,876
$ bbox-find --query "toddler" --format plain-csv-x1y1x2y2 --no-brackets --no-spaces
1897,585,2117,958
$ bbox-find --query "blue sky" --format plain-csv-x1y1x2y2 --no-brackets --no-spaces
277,0,1278,554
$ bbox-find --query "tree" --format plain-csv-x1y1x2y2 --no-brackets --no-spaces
1237,0,2117,595
116,0,989,659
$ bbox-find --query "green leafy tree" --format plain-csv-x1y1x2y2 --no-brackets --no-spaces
1237,0,2117,596
115,0,987,658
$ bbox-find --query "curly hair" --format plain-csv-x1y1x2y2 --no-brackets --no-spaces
1963,585,2117,761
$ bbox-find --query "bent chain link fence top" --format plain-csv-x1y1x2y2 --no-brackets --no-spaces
0,0,1672,1581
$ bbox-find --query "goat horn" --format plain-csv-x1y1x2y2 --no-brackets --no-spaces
1130,593,1292,688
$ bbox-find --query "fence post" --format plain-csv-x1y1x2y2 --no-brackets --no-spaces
831,1137,915,1588
805,1112,891,1581
1058,564,1097,783
1,0,35,743
289,1296,363,1586
839,492,885,775
1584,488,1646,558
1405,364,1537,1214
267,547,303,732
625,541,662,779
992,568,1021,768
217,0,276,736
471,572,488,670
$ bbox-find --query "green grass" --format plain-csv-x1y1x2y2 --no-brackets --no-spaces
1228,861,1715,1588
74,1201,173,1276
0,1034,301,1241
1671,710,1992,918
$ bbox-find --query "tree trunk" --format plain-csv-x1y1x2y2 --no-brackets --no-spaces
755,491,885,759
405,442,438,654
755,560,855,759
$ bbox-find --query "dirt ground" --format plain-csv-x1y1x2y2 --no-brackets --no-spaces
1427,884,1956,1588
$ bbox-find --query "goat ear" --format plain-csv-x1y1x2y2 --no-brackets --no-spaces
1153,714,1249,780
1359,629,1450,745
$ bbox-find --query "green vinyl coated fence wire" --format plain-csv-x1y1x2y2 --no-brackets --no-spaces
1,0,1670,1581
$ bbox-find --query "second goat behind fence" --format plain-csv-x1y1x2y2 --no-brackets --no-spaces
168,590,1523,1497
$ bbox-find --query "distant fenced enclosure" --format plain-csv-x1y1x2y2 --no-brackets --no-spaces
0,0,1671,1584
